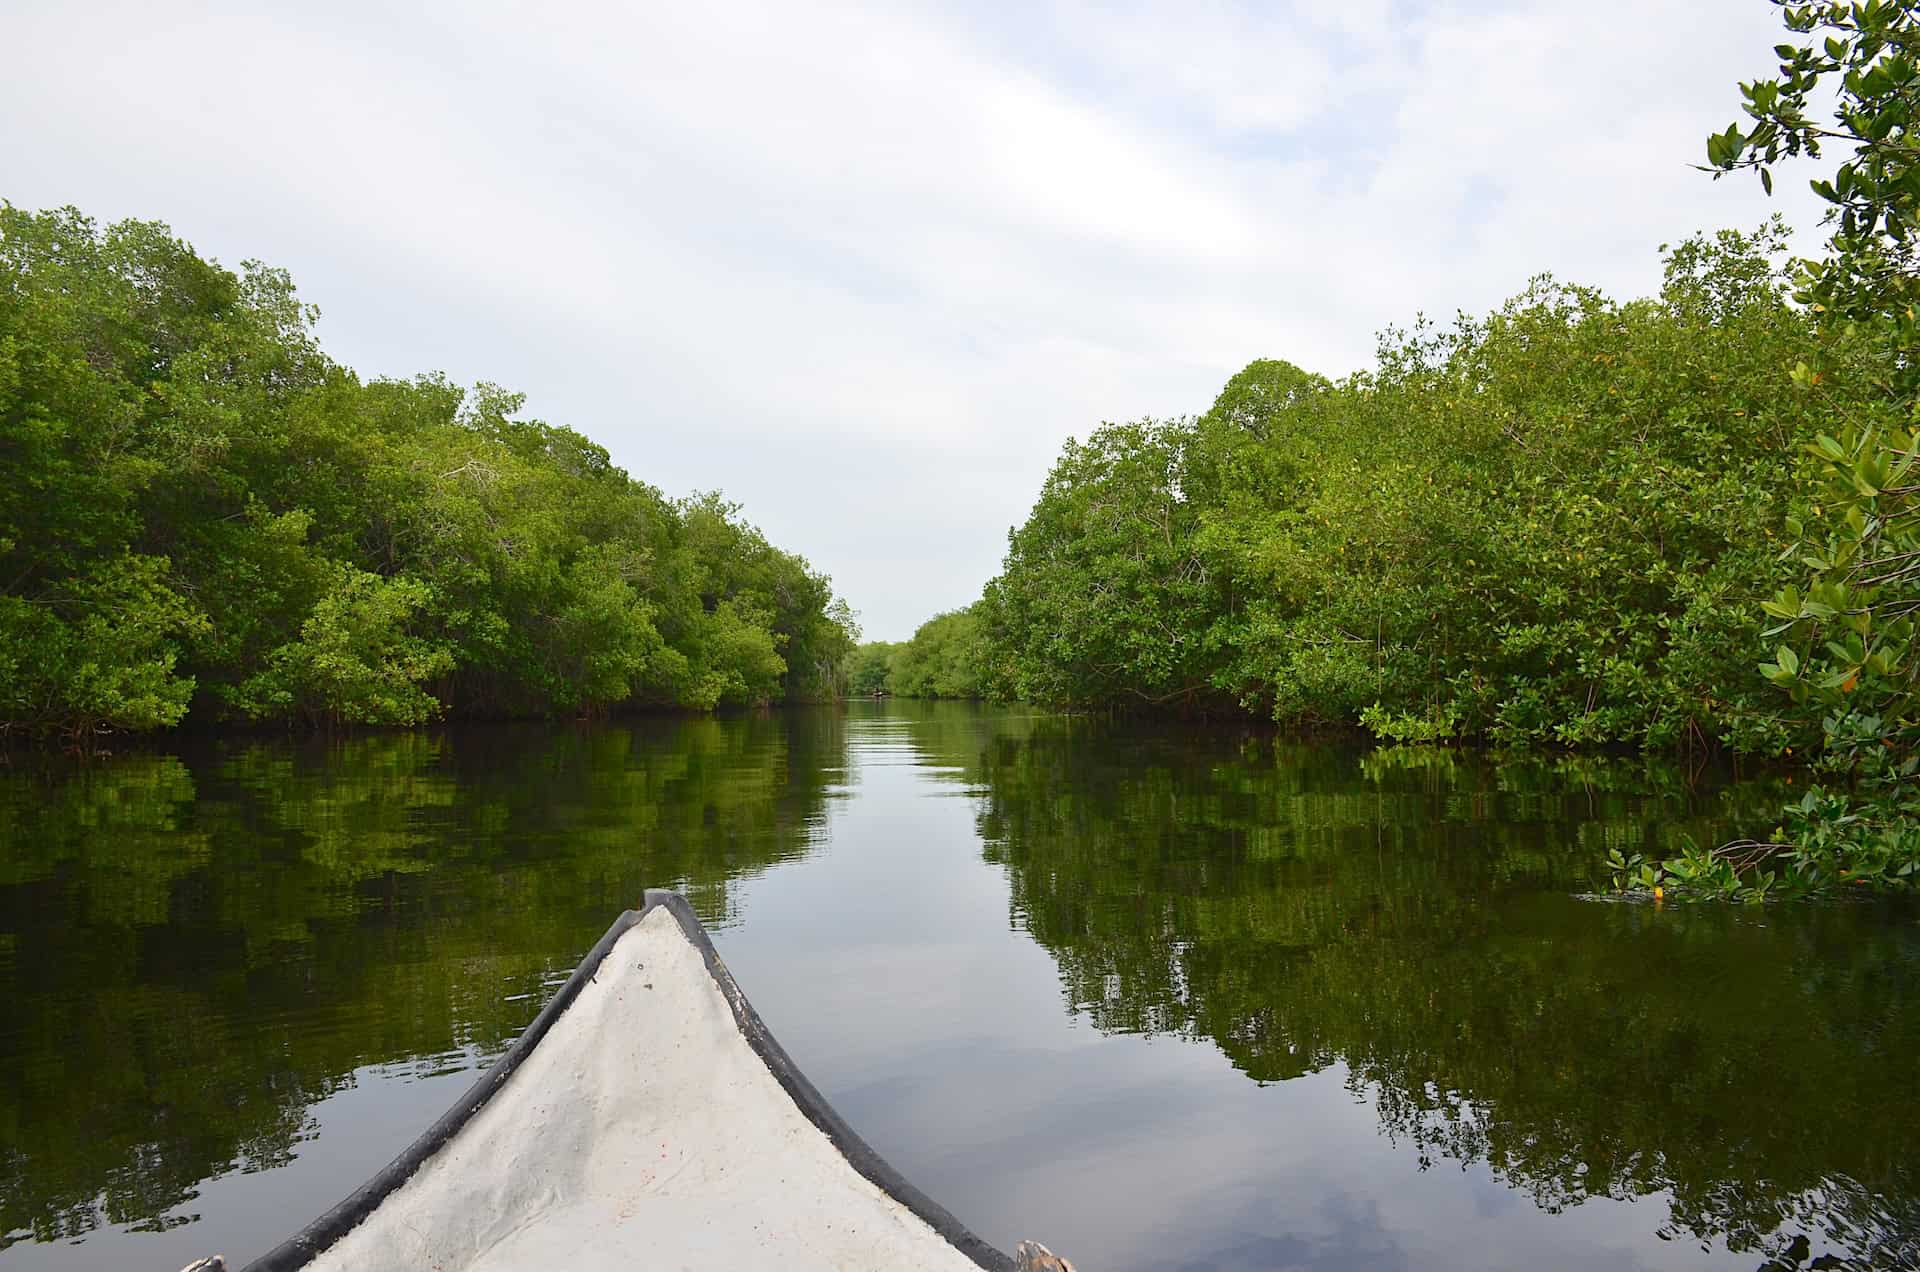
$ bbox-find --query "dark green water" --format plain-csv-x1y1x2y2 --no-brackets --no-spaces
1,702,1915,1271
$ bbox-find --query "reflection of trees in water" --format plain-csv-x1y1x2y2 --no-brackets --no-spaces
0,713,846,1248
935,716,1920,1270
9,704,1915,1267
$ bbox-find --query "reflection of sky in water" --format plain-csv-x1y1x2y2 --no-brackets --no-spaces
719,710,1764,1271
3,1063,486,1271
2,704,1913,1271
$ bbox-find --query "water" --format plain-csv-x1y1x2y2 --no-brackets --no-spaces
0,703,1914,1271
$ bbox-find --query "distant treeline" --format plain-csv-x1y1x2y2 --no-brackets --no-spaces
846,607,986,700
872,225,1861,754
1,205,856,740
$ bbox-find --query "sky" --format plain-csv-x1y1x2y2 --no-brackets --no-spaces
3,0,1831,640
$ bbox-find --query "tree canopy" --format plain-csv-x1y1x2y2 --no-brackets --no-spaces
963,227,1857,757
0,206,855,740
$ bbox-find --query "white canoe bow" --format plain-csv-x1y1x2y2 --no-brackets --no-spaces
191,891,1043,1272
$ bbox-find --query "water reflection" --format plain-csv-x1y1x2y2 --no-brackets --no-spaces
1,706,1916,1272
0,716,846,1255
907,715,1919,1270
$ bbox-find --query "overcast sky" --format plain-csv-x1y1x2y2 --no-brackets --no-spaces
5,1,1827,640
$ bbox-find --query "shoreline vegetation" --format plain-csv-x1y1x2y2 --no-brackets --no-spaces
859,223,1830,745
857,1,1920,899
10,3,1920,896
0,205,859,746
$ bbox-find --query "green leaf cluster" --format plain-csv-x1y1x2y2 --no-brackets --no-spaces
1693,0,1920,893
1708,0,1920,352
970,226,1846,754
0,205,855,738
983,418,1222,709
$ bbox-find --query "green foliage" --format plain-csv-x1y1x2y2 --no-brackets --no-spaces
1710,0,1920,348
1358,700,1462,743
1612,785,1920,900
235,569,454,726
976,227,1836,750
839,610,993,700
889,605,991,699
983,420,1223,708
1698,0,1920,893
0,203,855,737
844,641,900,695
952,170,1920,890
0,554,209,742
684,597,788,710
1746,400,1920,891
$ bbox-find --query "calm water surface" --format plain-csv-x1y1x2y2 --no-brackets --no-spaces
1,703,1915,1271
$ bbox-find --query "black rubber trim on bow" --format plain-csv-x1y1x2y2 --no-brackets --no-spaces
240,891,1011,1272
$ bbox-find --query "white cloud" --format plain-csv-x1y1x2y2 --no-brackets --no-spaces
2,0,1825,638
